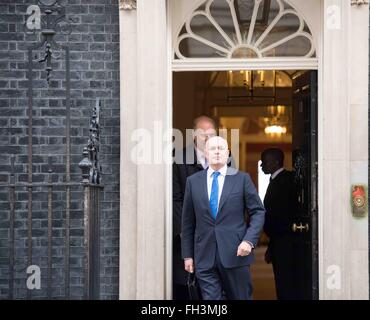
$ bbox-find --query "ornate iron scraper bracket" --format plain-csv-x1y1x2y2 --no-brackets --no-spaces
25,0,72,84
79,99,102,185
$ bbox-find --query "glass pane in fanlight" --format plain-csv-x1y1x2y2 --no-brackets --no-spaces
303,23,311,33
209,0,235,42
261,0,281,30
175,25,187,58
249,0,274,44
209,0,275,51
178,37,226,58
263,36,313,57
235,0,255,23
189,14,230,53
259,13,301,50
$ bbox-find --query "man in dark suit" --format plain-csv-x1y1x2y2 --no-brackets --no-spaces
172,116,217,300
181,136,265,300
261,148,299,300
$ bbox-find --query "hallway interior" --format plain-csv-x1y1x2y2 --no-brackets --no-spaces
251,245,276,300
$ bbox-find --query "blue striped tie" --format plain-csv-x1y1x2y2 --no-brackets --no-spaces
210,171,221,219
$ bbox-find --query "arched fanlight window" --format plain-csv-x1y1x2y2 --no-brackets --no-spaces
174,0,316,59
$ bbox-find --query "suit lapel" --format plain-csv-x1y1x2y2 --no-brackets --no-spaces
217,168,238,216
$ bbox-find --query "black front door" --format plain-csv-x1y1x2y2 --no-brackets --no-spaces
292,70,319,300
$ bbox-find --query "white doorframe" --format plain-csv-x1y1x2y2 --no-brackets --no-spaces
172,58,319,72
165,0,174,300
166,0,321,299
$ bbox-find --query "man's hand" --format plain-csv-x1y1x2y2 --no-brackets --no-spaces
184,258,194,273
237,241,253,257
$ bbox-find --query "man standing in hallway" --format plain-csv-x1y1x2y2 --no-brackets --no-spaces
261,148,299,300
172,116,217,300
181,136,265,300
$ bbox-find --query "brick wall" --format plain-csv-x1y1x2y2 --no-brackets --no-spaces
0,0,120,299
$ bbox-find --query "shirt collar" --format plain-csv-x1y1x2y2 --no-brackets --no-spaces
271,167,285,180
208,164,227,178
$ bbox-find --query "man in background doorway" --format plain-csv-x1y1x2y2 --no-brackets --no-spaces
261,148,299,300
172,116,217,300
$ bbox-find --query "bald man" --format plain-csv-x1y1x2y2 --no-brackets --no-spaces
181,136,265,300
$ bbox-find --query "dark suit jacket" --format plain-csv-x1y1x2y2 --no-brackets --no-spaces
173,146,206,285
173,146,204,238
263,169,298,239
263,170,299,299
181,167,265,269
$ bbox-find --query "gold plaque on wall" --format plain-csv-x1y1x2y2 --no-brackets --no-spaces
351,185,368,217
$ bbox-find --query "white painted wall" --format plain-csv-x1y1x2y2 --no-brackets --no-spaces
119,0,369,299
119,0,168,299
318,0,369,300
349,2,369,299
119,5,138,300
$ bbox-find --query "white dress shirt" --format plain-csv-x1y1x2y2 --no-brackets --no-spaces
207,164,227,205
270,167,285,180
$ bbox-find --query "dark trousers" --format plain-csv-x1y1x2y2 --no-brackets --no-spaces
270,237,297,300
173,284,190,300
195,247,253,300
173,235,192,300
